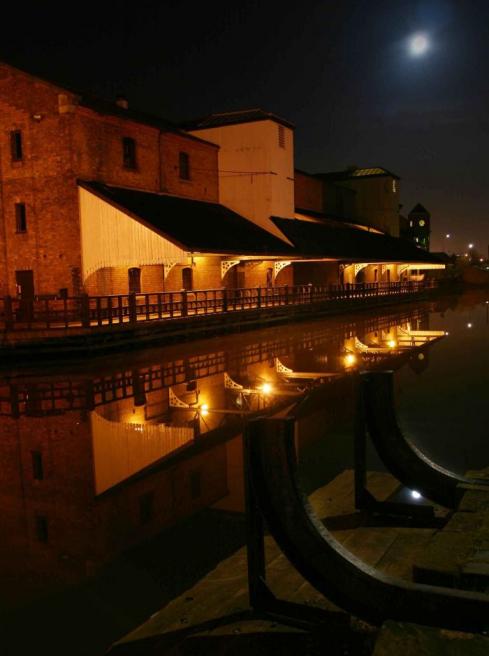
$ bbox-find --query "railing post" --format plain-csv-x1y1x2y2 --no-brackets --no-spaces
128,293,138,325
222,288,228,313
80,294,90,328
181,291,188,317
284,285,289,305
257,287,261,309
4,296,13,331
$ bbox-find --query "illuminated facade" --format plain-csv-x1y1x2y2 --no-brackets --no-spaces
0,62,442,306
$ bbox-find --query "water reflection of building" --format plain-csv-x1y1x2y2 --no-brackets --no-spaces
0,307,445,605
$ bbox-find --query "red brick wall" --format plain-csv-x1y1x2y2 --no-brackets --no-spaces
74,110,161,191
161,133,219,202
0,63,220,296
293,262,339,286
294,170,323,213
0,63,82,296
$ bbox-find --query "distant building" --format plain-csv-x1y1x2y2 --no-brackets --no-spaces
406,204,431,251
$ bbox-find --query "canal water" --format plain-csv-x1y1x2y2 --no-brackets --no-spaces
0,291,487,655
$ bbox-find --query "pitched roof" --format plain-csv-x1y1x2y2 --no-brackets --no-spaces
0,60,214,147
295,207,383,233
409,203,430,216
78,96,217,147
315,167,400,181
272,217,443,264
181,108,295,131
79,182,293,256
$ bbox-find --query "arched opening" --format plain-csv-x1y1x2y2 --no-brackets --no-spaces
182,267,193,291
356,269,366,284
128,267,141,294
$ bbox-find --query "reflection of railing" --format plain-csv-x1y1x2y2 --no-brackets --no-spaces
0,281,437,332
0,307,433,417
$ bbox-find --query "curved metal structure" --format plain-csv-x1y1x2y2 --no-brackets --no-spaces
362,371,489,508
246,416,489,631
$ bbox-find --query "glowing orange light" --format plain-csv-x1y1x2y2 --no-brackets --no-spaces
260,382,273,395
344,353,357,367
200,403,209,417
387,340,397,349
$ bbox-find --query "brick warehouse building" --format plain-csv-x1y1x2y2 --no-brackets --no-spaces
0,61,442,304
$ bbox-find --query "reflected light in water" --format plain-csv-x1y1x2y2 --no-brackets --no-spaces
260,382,273,395
344,353,357,367
387,340,397,348
467,323,473,328
200,403,209,417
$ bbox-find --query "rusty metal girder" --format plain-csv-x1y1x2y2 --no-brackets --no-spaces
361,371,489,509
246,416,489,631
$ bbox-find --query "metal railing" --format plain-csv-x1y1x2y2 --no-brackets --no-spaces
0,280,436,332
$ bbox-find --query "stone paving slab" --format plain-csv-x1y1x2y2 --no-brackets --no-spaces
372,620,489,656
413,532,476,588
412,471,489,591
111,465,489,654
457,489,489,513
113,470,422,654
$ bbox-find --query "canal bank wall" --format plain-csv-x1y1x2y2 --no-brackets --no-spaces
0,285,444,362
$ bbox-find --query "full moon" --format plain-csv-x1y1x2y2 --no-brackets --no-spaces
409,33,429,56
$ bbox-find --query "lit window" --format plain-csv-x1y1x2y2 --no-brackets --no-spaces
409,220,413,227
15,203,27,233
10,130,23,162
415,237,419,243
419,219,425,227
278,125,285,148
392,179,397,193
122,137,137,169
179,152,190,180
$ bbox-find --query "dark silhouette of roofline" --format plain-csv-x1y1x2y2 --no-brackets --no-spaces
0,59,216,148
181,108,295,131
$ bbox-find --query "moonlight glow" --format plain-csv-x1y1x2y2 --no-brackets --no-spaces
409,33,429,56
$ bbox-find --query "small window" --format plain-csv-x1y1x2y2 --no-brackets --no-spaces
128,267,141,294
392,179,397,193
10,130,23,162
122,137,136,169
419,219,425,227
179,152,190,180
278,125,285,149
35,515,48,542
31,451,44,480
15,203,27,233
139,491,154,525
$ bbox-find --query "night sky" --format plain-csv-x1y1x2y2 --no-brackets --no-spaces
2,0,488,253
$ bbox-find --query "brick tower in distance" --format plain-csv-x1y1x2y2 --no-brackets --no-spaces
407,203,431,251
